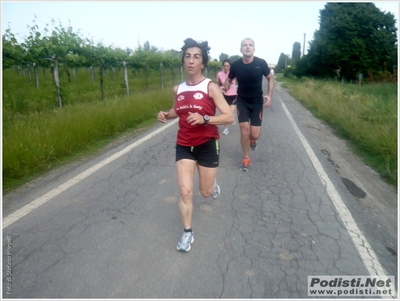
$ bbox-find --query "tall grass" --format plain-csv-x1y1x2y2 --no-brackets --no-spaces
279,76,397,186
3,67,176,192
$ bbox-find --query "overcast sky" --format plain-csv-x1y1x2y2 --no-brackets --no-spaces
2,1,398,65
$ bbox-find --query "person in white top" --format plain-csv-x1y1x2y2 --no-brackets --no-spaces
216,59,237,135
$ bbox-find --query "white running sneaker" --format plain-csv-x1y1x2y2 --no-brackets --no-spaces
177,231,194,252
222,128,229,135
211,179,220,199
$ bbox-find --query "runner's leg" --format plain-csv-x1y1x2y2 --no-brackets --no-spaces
176,159,196,229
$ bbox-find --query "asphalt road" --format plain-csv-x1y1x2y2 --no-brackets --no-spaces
2,78,397,298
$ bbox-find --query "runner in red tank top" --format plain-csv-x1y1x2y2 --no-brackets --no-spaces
157,38,234,252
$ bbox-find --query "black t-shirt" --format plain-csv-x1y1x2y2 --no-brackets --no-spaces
228,56,270,99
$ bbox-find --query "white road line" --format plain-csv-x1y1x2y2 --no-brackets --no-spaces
3,119,178,229
277,93,396,298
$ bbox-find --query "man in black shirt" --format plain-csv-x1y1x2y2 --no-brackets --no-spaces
222,38,274,171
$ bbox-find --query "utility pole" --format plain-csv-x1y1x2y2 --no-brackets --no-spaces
303,33,306,57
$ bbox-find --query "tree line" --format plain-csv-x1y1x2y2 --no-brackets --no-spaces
3,2,398,106
275,3,397,82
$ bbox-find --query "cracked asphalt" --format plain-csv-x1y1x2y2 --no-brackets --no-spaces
2,79,397,298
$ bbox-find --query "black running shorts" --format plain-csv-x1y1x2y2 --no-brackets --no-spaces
236,96,263,126
176,138,220,168
224,95,237,106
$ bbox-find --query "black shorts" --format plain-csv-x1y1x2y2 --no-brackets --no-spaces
236,96,263,126
224,95,237,106
176,138,220,168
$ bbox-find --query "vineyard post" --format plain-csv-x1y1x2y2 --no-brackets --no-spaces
144,61,149,91
160,62,164,90
99,63,105,100
27,64,32,82
180,66,183,82
47,55,62,108
54,57,62,108
33,63,39,88
123,60,129,95
89,66,95,83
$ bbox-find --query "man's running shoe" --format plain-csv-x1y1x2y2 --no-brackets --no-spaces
177,231,194,252
211,179,220,199
250,139,257,151
239,157,250,172
222,128,229,135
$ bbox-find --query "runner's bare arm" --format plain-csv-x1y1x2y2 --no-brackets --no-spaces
158,86,178,122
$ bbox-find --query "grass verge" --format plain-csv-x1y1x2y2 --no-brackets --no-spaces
3,89,173,193
276,75,397,186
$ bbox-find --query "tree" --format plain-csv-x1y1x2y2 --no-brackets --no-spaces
2,27,25,69
292,42,301,60
126,47,133,56
219,53,229,62
307,2,398,80
228,55,241,63
292,54,312,78
275,53,290,73
143,41,150,51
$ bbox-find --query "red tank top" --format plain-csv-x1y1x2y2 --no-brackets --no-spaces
175,78,220,146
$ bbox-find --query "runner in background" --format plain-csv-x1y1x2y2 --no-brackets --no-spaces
216,59,237,135
222,38,274,172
